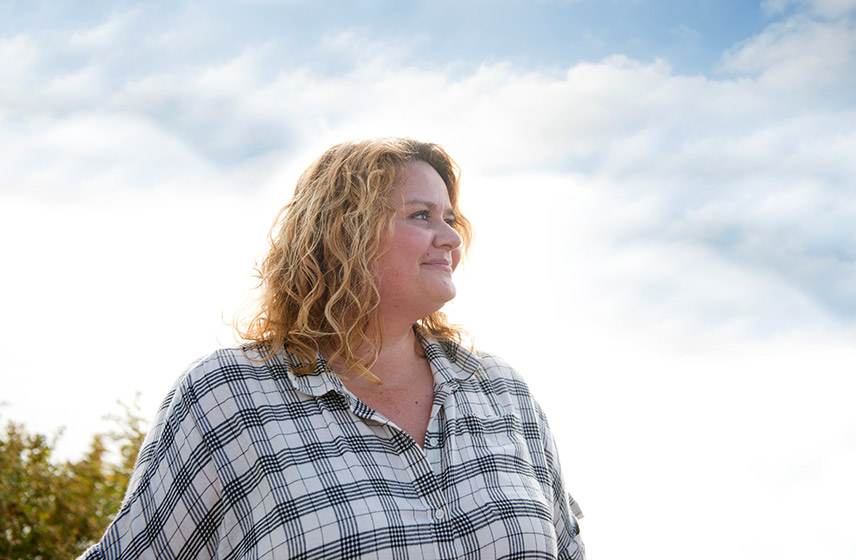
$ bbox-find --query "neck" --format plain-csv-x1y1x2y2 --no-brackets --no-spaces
370,325,421,385
326,322,422,387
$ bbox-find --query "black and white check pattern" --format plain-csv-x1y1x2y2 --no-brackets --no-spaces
80,332,585,559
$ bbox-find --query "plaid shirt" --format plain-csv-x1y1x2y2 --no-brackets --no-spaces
80,333,585,559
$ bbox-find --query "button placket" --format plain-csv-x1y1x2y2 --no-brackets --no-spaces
391,432,450,522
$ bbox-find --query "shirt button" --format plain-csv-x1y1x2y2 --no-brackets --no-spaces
434,508,446,521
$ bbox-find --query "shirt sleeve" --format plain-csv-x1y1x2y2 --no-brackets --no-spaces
541,409,586,560
77,371,224,560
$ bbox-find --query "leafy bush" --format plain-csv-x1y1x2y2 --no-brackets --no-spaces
0,401,146,560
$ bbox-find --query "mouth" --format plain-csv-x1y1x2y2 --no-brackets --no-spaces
422,261,453,272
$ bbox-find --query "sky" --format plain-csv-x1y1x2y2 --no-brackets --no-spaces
1,0,855,558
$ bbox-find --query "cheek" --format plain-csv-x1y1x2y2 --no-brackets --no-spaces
397,229,431,257
380,230,428,273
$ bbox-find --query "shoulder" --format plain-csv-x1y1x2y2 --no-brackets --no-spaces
431,337,523,383
169,345,296,408
183,344,288,381
473,348,533,396
437,340,542,415
474,350,524,380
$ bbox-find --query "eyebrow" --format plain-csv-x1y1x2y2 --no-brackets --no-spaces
404,199,456,218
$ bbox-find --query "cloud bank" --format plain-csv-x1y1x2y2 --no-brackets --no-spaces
4,2,853,332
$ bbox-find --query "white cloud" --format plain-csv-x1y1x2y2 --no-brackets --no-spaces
68,8,144,50
721,14,856,104
0,33,39,86
669,22,701,42
764,0,856,17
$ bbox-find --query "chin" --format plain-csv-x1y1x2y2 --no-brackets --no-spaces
435,293,457,311
433,284,457,304
417,294,456,319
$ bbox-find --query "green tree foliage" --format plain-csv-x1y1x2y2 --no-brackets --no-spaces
0,400,146,560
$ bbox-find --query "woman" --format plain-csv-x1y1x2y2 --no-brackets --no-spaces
80,138,585,559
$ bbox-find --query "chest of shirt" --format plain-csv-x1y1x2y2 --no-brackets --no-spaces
192,371,558,558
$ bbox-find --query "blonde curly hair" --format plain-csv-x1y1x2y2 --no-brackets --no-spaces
236,138,473,376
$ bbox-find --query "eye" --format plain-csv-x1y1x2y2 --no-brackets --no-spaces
410,210,430,220
444,216,457,226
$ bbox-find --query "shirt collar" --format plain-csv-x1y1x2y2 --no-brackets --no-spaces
279,329,483,397
416,329,482,386
281,349,346,398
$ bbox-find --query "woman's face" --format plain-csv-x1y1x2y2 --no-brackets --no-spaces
375,160,463,324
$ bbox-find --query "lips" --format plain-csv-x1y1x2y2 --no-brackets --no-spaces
421,260,453,271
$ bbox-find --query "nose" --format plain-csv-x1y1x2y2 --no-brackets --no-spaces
435,220,462,250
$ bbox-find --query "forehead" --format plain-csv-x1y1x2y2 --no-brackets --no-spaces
390,160,452,206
